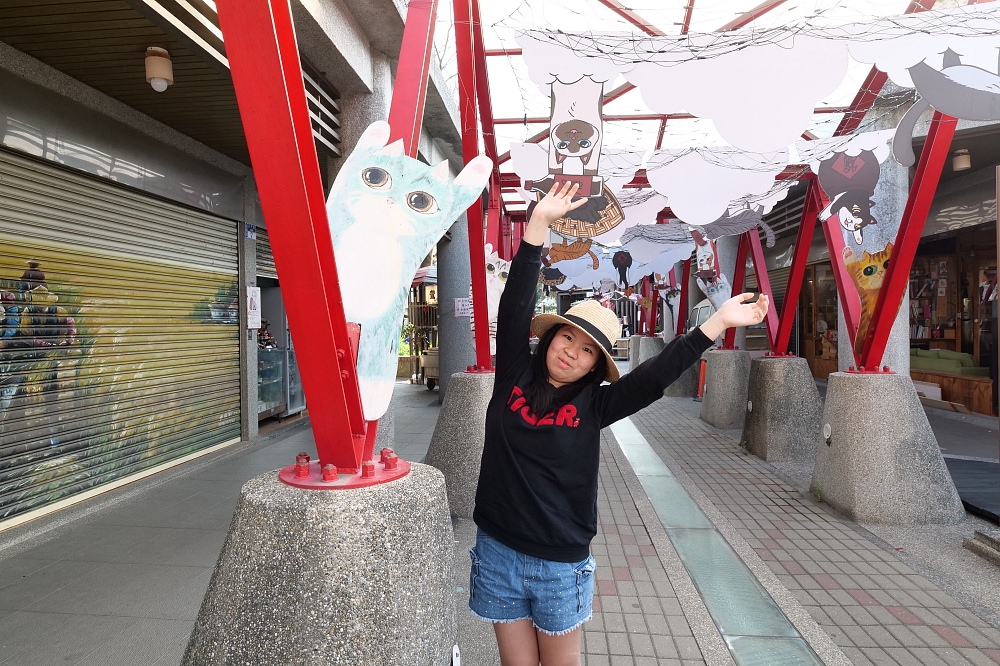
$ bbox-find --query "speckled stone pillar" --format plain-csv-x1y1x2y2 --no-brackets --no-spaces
811,372,964,525
628,336,664,371
742,356,821,464
182,464,456,665
699,349,751,430
664,360,700,398
424,371,495,518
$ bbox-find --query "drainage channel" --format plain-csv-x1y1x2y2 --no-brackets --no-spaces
610,418,824,666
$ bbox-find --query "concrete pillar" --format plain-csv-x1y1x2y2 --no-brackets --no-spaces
182,465,457,664
699,349,751,429
742,357,822,464
239,178,259,442
811,372,963,525
330,53,392,185
437,213,476,403
629,336,664,371
424,371,494,517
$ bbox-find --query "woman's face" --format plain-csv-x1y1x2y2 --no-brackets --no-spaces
545,324,600,387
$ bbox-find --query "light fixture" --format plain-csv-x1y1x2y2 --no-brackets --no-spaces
952,148,971,171
145,47,173,93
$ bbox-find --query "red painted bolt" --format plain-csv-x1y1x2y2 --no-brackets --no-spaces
341,369,350,380
849,366,855,371
322,464,338,482
859,365,865,371
467,365,475,372
384,453,399,470
361,460,376,479
883,366,890,372
295,458,310,479
336,348,345,360
380,448,394,463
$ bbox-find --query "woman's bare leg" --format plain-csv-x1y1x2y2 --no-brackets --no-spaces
494,620,540,666
536,626,582,666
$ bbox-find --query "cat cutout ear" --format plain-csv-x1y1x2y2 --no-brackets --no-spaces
454,156,493,191
356,121,391,150
430,161,450,183
379,139,405,157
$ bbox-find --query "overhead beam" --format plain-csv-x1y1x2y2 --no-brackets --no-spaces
496,107,848,124
595,0,666,35
485,48,522,56
717,0,788,31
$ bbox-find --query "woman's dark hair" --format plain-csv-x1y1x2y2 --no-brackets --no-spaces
523,324,608,418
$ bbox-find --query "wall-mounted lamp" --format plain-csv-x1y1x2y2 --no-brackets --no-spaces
145,47,173,93
952,148,971,172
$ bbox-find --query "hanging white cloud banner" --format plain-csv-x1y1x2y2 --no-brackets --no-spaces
516,3,1000,153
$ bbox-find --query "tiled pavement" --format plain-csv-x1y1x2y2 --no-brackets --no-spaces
2,379,1000,665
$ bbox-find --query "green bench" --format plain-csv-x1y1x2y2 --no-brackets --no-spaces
909,348,990,377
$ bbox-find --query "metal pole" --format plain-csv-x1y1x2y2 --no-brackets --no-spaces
722,232,750,349
747,228,779,350
860,112,957,369
454,0,493,370
773,179,822,354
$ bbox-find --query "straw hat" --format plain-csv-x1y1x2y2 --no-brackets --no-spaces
531,299,622,382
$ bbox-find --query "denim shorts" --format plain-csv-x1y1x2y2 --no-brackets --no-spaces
468,528,595,635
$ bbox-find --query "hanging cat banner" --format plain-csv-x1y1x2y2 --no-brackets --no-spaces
516,4,1000,154
690,231,731,311
469,244,508,356
327,121,491,420
796,130,894,248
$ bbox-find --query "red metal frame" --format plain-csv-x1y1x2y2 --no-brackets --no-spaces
718,0,788,30
677,259,691,336
772,178,823,354
387,0,439,152
595,0,665,35
639,275,659,336
859,112,957,369
722,232,750,349
747,228,779,349
455,0,493,370
818,186,863,367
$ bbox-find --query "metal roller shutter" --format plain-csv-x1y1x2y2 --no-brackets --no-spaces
256,227,277,279
0,149,241,522
746,266,791,314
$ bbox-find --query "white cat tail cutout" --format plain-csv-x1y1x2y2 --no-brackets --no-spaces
326,120,493,421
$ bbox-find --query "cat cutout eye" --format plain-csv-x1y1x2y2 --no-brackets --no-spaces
362,167,391,189
557,141,570,149
407,191,438,214
578,140,592,148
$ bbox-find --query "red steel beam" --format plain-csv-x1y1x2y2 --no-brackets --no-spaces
497,108,848,125
216,0,366,470
818,186,862,367
654,118,668,150
860,112,957,369
833,0,936,137
595,0,666,35
677,259,691,336
387,0,439,154
485,48,522,56
748,228,779,349
773,179,822,354
722,233,751,349
455,0,492,369
680,0,696,34
718,0,788,31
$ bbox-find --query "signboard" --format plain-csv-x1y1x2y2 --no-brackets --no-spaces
454,297,472,317
247,286,262,329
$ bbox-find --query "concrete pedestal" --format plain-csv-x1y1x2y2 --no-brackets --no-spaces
423,371,495,518
699,349,751,430
628,336,665,371
742,357,821,464
665,358,700,398
182,464,456,665
811,372,964,525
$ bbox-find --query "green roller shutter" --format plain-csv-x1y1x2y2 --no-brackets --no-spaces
0,149,241,523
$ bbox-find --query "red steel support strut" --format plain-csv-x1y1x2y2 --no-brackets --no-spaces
455,0,493,371
772,178,823,355
722,232,750,349
747,227,779,350
677,259,691,337
860,112,957,370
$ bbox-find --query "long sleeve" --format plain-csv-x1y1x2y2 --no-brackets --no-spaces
593,328,714,428
494,240,543,385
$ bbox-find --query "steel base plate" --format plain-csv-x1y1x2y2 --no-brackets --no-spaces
278,459,411,489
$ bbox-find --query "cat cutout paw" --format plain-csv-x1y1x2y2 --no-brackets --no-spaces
327,121,492,420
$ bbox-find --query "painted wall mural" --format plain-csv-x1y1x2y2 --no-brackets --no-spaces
0,239,240,521
327,121,491,420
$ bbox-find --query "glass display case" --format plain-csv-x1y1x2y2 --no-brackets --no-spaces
258,347,287,419
286,346,305,415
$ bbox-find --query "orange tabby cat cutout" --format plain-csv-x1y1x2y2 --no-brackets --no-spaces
843,242,893,354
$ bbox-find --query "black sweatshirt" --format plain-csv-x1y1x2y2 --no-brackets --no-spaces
473,240,714,562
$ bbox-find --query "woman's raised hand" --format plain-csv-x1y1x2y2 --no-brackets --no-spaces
718,293,769,328
698,293,769,341
521,180,588,246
